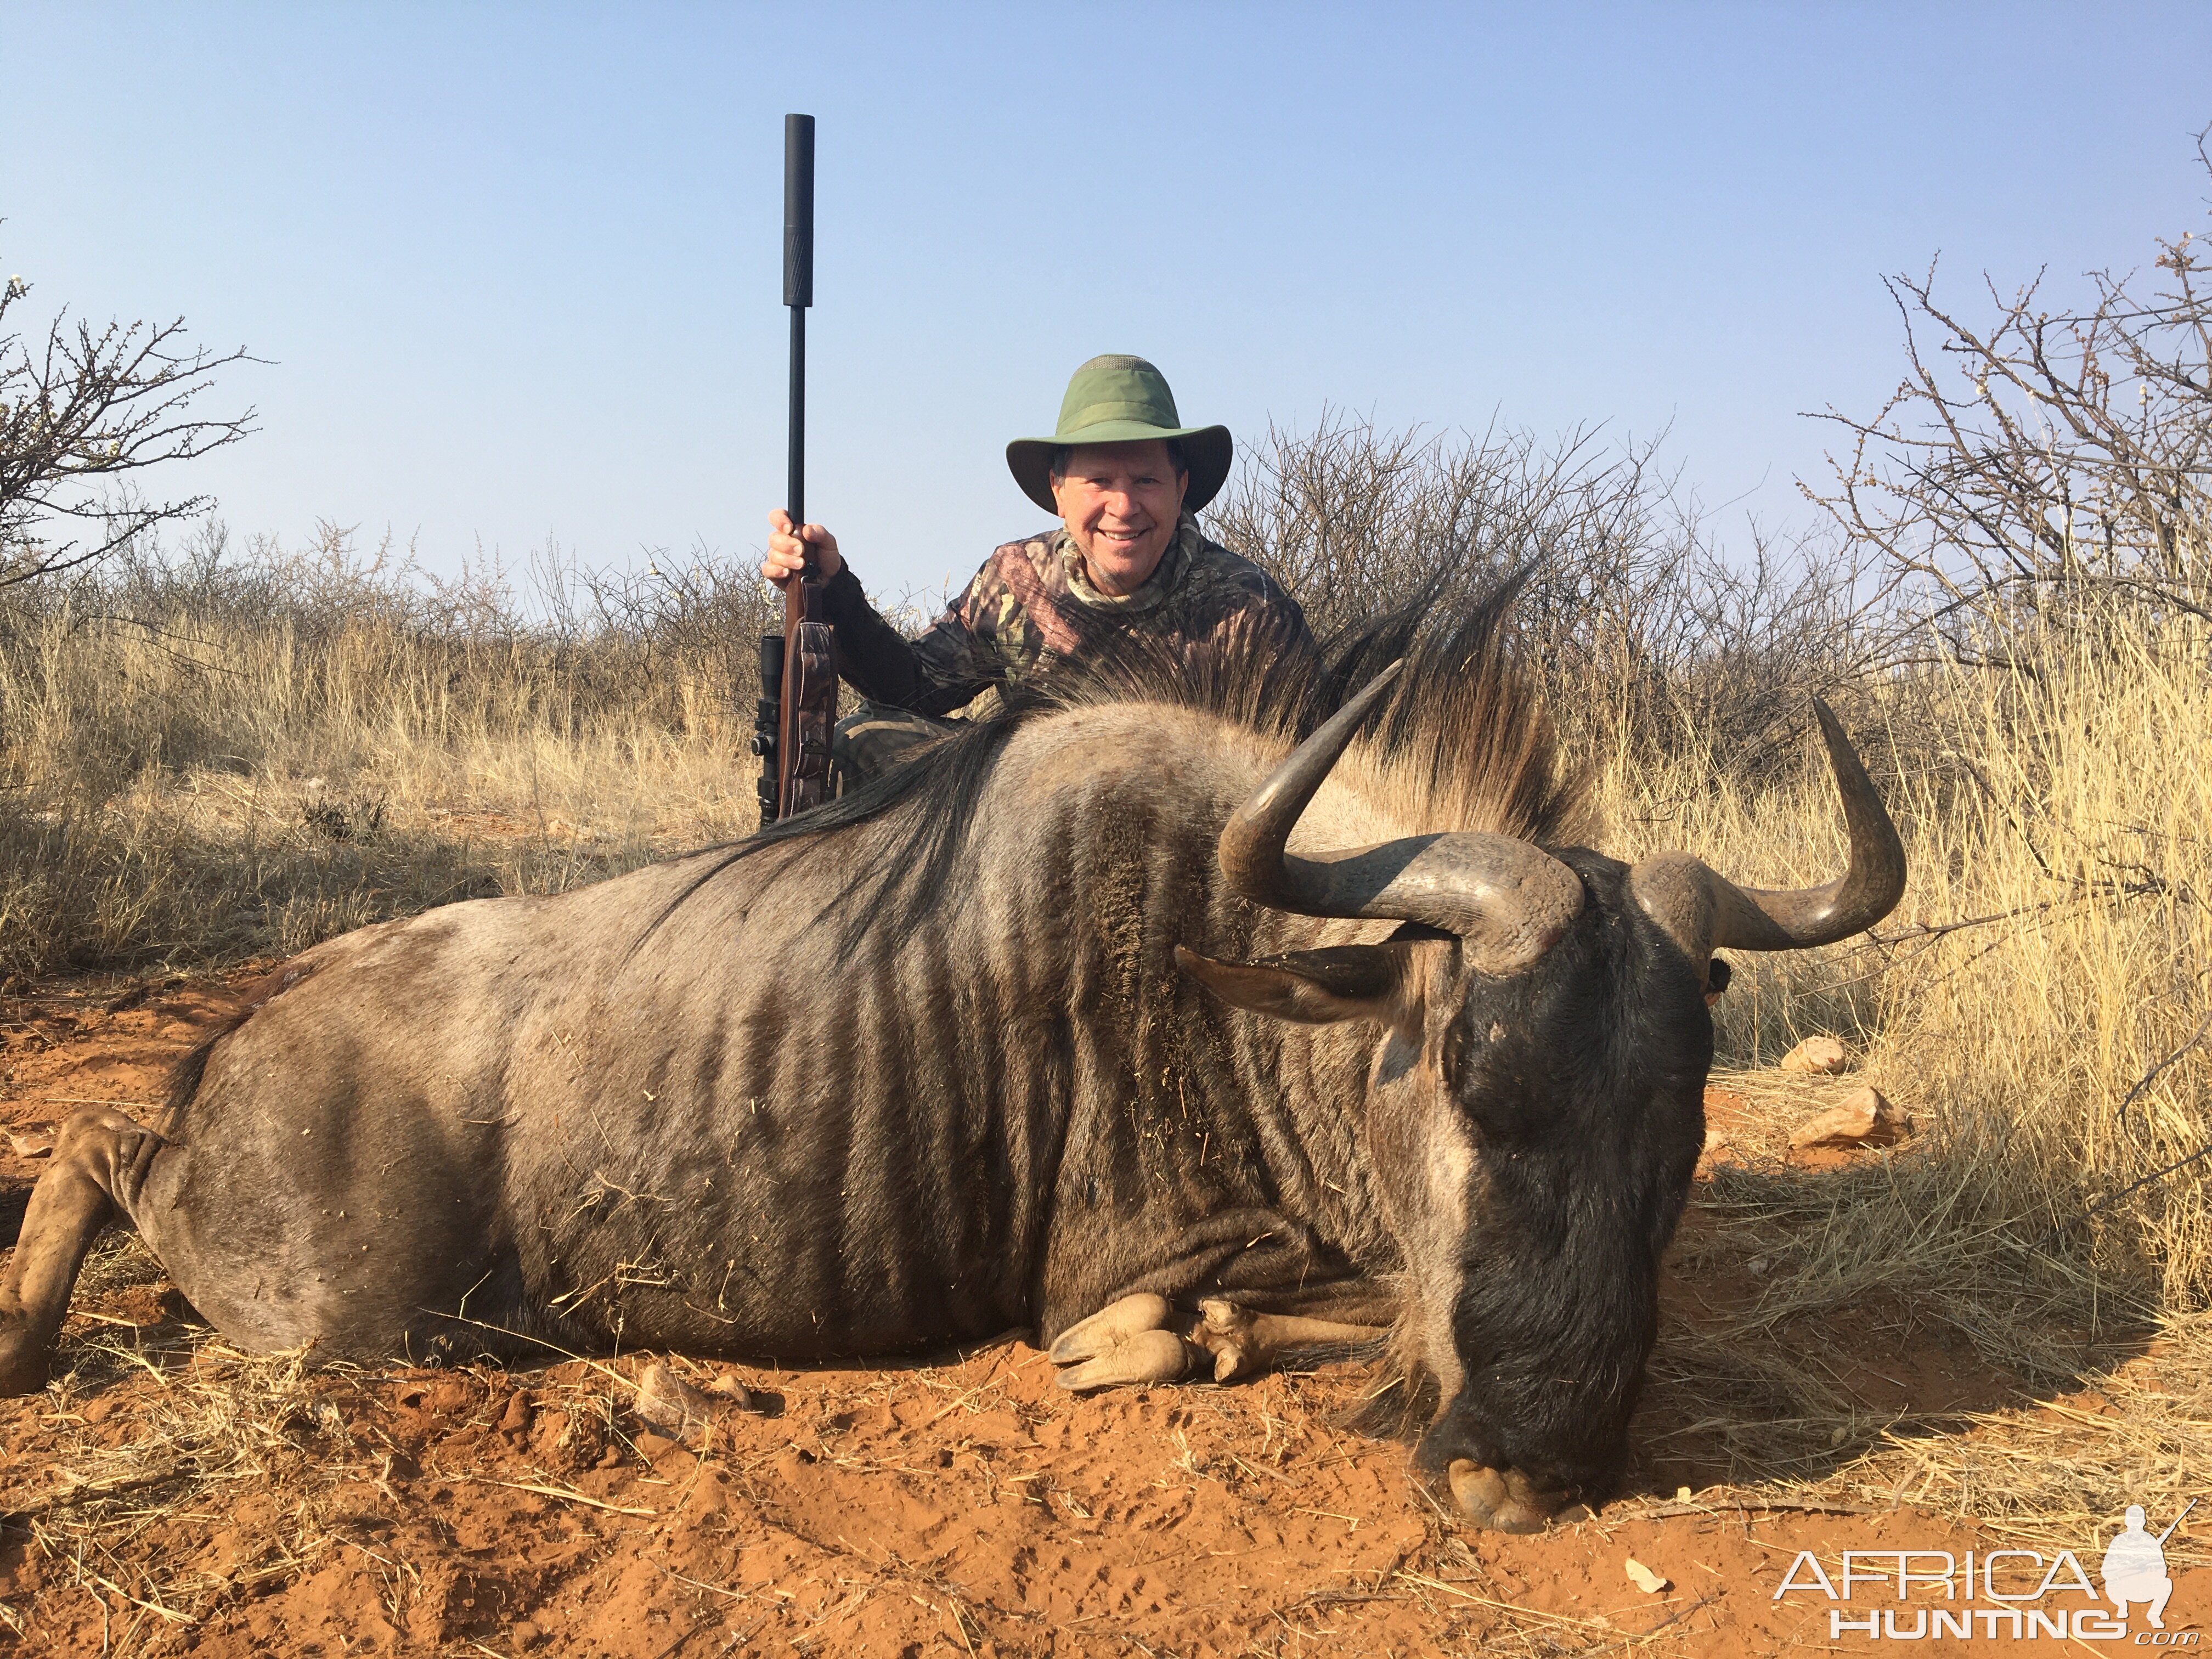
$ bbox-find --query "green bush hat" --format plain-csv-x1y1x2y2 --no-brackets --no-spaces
1006,355,1233,516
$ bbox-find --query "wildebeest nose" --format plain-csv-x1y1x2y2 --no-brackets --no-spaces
1446,1460,1587,1533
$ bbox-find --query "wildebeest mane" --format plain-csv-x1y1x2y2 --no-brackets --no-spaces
1339,573,1596,850
648,569,1592,950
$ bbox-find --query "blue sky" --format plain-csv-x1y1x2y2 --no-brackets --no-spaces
4,3,2209,600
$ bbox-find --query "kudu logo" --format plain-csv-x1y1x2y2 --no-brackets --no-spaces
1770,1499,2198,1643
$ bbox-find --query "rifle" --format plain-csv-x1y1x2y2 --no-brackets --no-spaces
2157,1497,2198,1545
754,112,838,825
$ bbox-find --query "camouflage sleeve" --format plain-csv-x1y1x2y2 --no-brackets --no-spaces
820,566,928,707
820,564,1000,715
823,545,1045,717
899,563,1017,718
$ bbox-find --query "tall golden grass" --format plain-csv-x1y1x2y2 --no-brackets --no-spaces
1610,612,2212,1299
0,548,766,979
1592,608,2212,1533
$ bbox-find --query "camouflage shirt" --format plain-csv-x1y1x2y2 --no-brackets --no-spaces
822,514,1311,719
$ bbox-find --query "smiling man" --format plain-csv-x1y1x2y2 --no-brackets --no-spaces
763,354,1312,786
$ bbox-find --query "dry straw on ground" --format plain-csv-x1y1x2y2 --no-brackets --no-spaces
0,528,775,979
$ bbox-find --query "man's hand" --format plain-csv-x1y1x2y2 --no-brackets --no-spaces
764,509,844,586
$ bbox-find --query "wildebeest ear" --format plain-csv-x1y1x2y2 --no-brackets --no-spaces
1174,942,1424,1025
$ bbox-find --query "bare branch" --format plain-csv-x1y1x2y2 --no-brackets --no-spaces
0,255,259,587
1803,154,2212,648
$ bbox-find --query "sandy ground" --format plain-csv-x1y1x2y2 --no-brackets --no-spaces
1,975,2202,1656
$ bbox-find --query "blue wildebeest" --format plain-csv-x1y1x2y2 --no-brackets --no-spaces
0,590,1903,1530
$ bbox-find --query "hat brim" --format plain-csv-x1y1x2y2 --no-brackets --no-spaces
1007,422,1233,516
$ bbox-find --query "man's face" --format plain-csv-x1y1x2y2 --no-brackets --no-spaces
1050,439,1188,597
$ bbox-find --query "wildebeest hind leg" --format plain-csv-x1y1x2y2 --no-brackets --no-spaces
0,1109,163,1395
1049,1293,1206,1391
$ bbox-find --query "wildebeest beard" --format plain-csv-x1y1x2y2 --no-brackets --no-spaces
0,569,1904,1535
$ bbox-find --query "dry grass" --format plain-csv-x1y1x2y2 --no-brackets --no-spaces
1628,613,2212,1297
7,1233,651,1647
1588,611,2212,1537
0,535,768,979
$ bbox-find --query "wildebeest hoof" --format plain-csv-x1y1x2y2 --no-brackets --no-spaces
1051,1294,1209,1390
1195,1297,1256,1381
1048,1293,1173,1364
1447,1460,1578,1533
1053,1327,1204,1392
0,1319,49,1397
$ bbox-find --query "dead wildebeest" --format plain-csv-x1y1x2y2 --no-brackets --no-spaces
0,584,1903,1530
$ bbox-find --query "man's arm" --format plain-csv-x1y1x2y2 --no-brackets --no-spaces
762,511,1002,716
820,566,1003,716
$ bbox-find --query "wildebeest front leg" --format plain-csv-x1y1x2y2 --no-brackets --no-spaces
1189,1299,1388,1383
1049,1292,1390,1392
0,1109,163,1395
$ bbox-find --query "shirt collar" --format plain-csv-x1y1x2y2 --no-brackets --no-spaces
1054,513,1199,614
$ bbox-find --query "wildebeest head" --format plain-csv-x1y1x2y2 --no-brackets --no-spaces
1178,665,1905,1530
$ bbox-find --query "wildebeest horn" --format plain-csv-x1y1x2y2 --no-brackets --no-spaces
1217,661,1585,974
1629,699,1906,962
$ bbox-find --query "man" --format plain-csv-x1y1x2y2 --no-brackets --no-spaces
2102,1504,2174,1628
762,354,1312,786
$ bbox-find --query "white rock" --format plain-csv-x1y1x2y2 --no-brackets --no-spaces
1779,1035,1849,1074
703,1370,755,1408
634,1359,754,1441
1626,1557,1671,1594
1788,1086,1912,1150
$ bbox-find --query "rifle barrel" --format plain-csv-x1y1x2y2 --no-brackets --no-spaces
788,308,806,532
2157,1496,2198,1544
784,112,815,535
774,113,833,821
